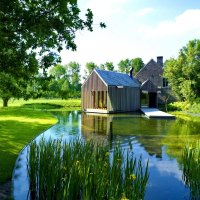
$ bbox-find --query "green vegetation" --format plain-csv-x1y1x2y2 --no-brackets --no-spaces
164,39,200,102
48,62,81,99
0,98,80,183
118,58,144,74
28,138,149,200
1,0,105,107
182,141,200,199
167,100,200,121
168,100,200,113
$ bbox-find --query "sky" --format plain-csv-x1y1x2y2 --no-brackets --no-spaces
60,0,200,72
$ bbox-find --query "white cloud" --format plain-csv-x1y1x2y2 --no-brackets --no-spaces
136,8,154,16
61,8,200,75
139,9,200,37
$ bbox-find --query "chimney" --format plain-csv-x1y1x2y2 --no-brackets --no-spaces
129,67,134,79
157,56,163,67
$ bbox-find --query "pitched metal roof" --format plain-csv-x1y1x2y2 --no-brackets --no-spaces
95,69,140,87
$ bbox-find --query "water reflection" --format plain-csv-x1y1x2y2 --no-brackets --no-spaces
13,111,200,200
82,113,170,158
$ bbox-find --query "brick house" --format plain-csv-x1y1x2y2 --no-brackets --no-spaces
135,56,170,107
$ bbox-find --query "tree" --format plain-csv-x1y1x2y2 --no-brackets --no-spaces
100,62,115,71
164,39,200,102
131,58,144,74
118,59,131,73
0,0,104,106
66,62,81,97
48,62,81,99
83,62,98,80
49,64,66,80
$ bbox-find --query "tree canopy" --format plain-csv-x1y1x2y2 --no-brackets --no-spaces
118,59,131,74
0,0,104,106
164,39,200,102
48,62,81,99
131,58,144,74
117,58,144,74
100,62,115,71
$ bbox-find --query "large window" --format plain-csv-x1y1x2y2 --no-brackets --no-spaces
93,91,107,109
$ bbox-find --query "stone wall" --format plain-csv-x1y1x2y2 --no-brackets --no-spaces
135,58,163,87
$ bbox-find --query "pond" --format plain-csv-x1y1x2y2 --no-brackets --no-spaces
13,111,200,200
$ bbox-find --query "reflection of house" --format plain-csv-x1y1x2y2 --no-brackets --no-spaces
81,113,163,158
135,56,169,107
81,69,140,113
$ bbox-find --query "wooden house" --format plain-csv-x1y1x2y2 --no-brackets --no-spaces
81,69,140,113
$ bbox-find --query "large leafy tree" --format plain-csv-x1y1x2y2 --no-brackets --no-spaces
100,62,115,71
48,62,81,99
131,58,144,74
118,59,131,74
164,39,200,102
66,61,81,97
83,62,98,80
0,0,104,106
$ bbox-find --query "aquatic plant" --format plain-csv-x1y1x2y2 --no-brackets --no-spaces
27,138,149,200
182,141,200,199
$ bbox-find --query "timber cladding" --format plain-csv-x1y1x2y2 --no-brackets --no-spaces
82,69,141,113
82,71,107,92
107,86,140,112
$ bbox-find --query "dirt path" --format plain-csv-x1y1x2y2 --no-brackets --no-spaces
0,181,12,200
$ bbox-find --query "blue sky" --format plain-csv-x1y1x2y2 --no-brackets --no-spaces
60,0,200,71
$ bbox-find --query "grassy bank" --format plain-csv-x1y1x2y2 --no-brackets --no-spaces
0,98,81,183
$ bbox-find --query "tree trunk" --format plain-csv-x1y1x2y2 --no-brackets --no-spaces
2,98,9,107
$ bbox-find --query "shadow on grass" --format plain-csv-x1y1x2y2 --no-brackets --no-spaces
21,103,63,110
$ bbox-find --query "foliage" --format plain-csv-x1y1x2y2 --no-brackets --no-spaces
117,58,144,74
164,39,200,102
48,63,81,99
0,0,104,106
100,62,115,71
182,141,200,199
167,102,190,111
28,138,149,200
168,101,200,114
131,58,144,74
118,59,131,74
83,62,98,80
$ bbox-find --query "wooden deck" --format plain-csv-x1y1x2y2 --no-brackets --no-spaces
140,108,175,119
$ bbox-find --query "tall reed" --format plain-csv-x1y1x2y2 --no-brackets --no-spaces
182,141,200,199
27,138,149,200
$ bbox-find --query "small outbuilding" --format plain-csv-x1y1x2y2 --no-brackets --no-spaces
81,69,140,113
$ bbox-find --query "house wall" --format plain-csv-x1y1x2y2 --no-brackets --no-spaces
107,86,140,112
81,71,107,110
135,60,163,87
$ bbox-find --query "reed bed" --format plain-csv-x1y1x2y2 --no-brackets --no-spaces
27,138,149,200
182,141,200,199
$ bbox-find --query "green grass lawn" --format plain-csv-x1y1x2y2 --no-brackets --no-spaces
0,98,81,183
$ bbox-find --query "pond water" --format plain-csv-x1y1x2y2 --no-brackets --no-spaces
13,111,200,200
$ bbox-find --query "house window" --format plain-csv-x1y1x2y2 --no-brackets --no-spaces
93,91,107,109
163,78,168,87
